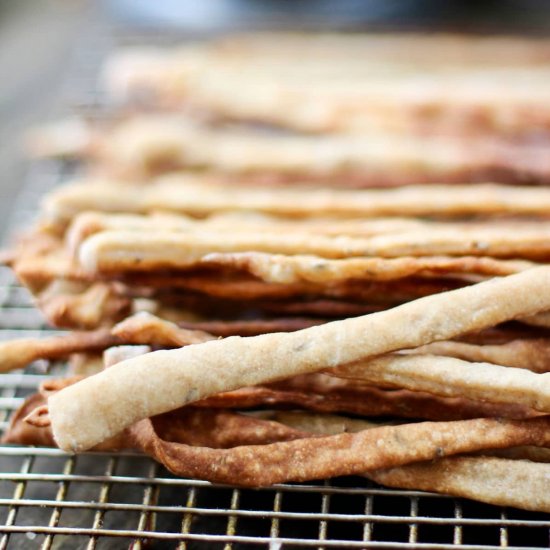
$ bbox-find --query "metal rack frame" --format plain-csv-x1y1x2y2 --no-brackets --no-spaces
0,32,550,550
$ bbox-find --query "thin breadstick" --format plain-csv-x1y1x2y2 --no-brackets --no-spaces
14,252,89,289
268,410,550,463
518,311,550,328
416,338,550,373
68,353,104,377
257,410,379,435
44,179,550,223
490,446,550,463
126,416,550,486
203,252,532,283
267,410,550,511
65,210,437,251
0,329,118,373
77,228,550,275
132,276,454,303
369,457,550,513
46,266,550,451
88,116,550,185
197,380,537,421
333,354,550,412
102,35,550,136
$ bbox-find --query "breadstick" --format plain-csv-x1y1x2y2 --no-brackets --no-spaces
369,457,550,514
65,210,435,251
88,116,550,185
126,416,550,486
197,381,537,421
416,338,550,373
44,179,550,223
102,35,550,135
6,391,304,449
333,354,550,412
77,228,550,274
0,328,118,373
258,410,378,435
268,410,550,512
204,252,532,283
46,266,550,451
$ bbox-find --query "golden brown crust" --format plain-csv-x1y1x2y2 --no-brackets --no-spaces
126,416,550,486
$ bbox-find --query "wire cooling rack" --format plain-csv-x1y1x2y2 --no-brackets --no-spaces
1,31,550,550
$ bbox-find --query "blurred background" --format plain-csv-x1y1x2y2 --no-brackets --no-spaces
1,0,550,236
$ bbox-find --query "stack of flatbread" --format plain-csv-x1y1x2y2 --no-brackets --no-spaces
4,33,550,514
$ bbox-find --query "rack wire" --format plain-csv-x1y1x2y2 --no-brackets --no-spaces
1,30,550,550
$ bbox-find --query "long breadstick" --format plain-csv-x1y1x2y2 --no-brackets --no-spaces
84,116,550,185
101,35,550,136
46,266,550,452
197,381,537,421
0,329,118,373
369,457,550,513
270,410,550,512
126,416,550,486
44,179,550,223
416,338,550,373
77,229,550,274
333,354,550,412
64,210,440,251
203,252,532,283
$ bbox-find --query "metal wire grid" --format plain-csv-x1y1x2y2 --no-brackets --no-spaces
0,32,550,550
